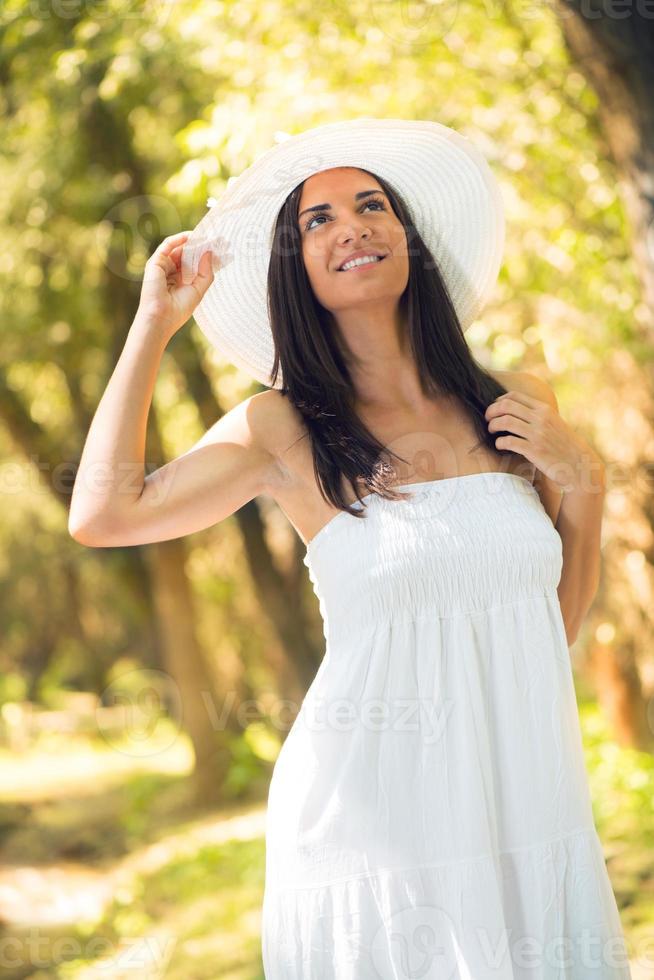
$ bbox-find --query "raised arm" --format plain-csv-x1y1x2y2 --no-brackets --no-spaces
68,230,281,548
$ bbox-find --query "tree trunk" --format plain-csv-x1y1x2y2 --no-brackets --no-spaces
170,333,326,704
553,0,654,334
142,536,238,807
588,636,654,750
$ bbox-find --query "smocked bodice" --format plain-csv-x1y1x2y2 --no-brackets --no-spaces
302,472,562,647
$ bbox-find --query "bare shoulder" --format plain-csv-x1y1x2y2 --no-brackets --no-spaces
248,388,308,488
249,388,306,451
490,368,559,411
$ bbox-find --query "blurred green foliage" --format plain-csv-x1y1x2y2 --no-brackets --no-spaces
1,0,652,975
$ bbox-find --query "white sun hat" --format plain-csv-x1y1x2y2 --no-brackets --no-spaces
180,117,505,389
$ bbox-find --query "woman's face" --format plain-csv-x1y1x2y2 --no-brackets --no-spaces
296,167,409,315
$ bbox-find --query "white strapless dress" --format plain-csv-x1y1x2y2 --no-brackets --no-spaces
261,472,632,979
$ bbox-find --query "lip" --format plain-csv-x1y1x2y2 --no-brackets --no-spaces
336,251,388,272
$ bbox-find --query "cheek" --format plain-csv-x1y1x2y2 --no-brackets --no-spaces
303,242,332,279
301,254,331,298
302,239,321,270
392,249,410,279
393,236,409,265
303,256,326,286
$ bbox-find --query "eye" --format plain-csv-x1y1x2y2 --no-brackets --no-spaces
303,196,386,232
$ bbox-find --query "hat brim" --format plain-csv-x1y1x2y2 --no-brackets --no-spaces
181,117,505,389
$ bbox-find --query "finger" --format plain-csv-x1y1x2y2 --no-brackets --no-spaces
189,250,215,295
151,253,176,274
180,242,216,284
486,396,533,420
494,390,540,410
490,415,531,439
196,249,216,280
142,252,177,283
159,231,192,245
199,248,212,268
153,231,193,258
170,244,184,267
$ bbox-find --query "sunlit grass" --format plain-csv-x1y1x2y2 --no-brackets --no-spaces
0,719,194,803
57,835,266,980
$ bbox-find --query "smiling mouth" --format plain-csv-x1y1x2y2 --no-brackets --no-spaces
337,255,388,272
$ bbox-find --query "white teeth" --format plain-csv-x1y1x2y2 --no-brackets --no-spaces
340,255,382,272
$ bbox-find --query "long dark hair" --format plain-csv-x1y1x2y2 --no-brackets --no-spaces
266,168,512,519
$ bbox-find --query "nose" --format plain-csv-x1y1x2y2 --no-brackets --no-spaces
338,221,372,245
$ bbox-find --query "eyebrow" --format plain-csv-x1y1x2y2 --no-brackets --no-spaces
298,189,387,222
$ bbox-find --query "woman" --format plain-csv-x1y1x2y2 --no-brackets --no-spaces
69,119,631,978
